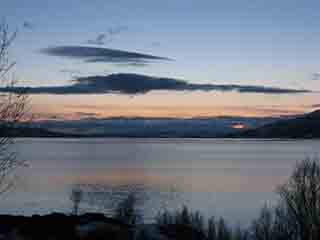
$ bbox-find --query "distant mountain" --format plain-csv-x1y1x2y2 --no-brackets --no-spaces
28,116,279,138
0,115,285,138
0,126,82,138
233,110,320,139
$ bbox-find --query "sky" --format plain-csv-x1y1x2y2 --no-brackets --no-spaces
1,0,319,119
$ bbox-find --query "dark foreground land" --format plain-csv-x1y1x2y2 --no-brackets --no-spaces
0,212,204,240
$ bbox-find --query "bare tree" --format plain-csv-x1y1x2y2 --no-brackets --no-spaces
277,158,320,240
0,21,28,194
113,192,139,225
272,203,296,240
70,185,84,215
251,204,274,240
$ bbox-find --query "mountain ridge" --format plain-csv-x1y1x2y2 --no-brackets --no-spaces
1,112,318,139
232,109,320,139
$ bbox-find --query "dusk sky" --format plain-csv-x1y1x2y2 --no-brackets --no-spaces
2,0,320,119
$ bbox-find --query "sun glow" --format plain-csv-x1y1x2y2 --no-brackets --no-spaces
231,123,247,129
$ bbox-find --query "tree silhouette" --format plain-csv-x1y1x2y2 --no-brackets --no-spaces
278,158,320,240
0,21,28,195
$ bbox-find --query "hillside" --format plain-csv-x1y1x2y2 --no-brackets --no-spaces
0,126,83,138
234,110,320,139
30,116,278,138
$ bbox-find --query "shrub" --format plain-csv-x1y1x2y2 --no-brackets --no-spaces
70,186,84,215
277,157,320,240
113,192,139,225
156,205,234,240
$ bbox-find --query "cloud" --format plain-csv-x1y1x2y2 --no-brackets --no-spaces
114,62,149,67
40,46,172,65
60,69,82,75
87,33,107,45
75,112,100,118
23,21,34,30
312,72,320,80
0,73,311,95
86,26,128,46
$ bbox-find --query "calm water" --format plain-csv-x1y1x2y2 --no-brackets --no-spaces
0,138,319,224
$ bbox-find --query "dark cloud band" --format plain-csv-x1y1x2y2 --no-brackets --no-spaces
0,73,311,95
40,46,172,65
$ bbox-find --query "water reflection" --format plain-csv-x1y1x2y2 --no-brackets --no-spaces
1,138,318,224
70,183,182,222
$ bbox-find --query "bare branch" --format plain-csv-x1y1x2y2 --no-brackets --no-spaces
0,21,28,195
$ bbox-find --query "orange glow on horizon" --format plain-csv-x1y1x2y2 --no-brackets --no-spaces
30,104,311,121
28,91,318,120
231,123,247,129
